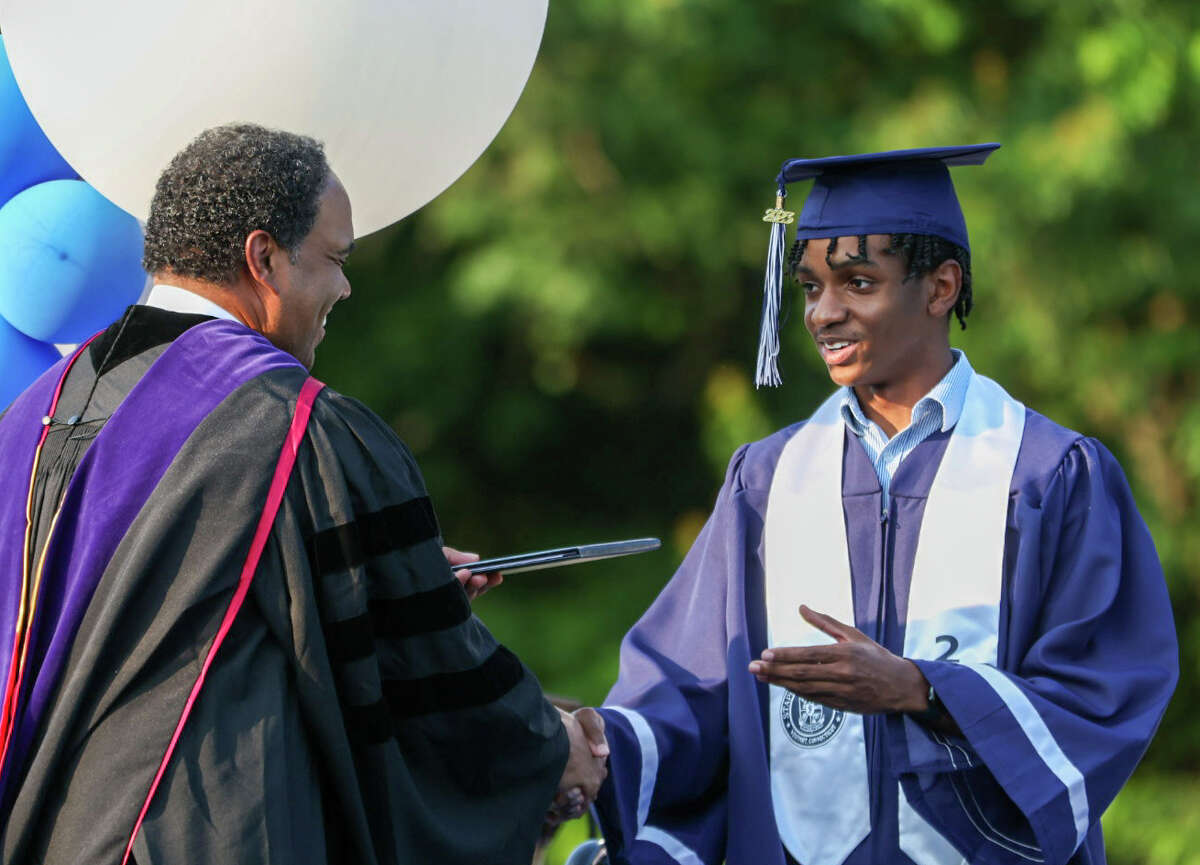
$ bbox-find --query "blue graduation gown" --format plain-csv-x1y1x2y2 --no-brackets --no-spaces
594,409,1177,865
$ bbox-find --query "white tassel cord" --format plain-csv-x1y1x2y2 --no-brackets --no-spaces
755,218,787,388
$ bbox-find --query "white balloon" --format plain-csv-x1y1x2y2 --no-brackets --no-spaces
0,0,547,237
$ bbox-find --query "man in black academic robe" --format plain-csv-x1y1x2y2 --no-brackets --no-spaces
0,124,605,864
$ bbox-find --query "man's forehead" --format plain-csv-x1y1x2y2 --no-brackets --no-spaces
797,234,893,262
314,175,355,244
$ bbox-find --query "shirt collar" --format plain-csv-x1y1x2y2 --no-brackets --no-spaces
145,283,240,323
839,349,973,438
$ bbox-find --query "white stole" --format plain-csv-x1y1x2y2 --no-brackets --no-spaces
764,373,1025,865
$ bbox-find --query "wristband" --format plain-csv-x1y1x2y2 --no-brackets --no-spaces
908,682,947,726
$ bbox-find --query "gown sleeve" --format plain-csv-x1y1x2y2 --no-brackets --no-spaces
595,445,756,865
139,386,569,865
887,437,1178,865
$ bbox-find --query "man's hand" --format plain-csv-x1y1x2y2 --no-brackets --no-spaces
443,545,503,600
748,605,929,715
552,707,609,821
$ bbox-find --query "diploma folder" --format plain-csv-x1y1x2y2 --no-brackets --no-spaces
465,538,661,575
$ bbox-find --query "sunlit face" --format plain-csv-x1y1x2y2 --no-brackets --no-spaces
798,234,942,392
268,175,355,368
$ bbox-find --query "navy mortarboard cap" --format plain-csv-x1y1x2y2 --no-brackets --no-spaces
755,143,1000,387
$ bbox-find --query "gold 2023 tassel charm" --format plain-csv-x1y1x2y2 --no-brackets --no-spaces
762,194,795,225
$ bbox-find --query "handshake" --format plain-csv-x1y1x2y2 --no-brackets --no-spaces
548,707,609,826
444,549,609,826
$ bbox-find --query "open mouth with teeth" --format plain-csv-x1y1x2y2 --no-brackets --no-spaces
818,337,858,365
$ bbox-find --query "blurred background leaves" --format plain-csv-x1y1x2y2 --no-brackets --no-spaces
314,1,1199,861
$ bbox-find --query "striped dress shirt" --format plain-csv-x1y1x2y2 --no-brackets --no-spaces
838,349,973,511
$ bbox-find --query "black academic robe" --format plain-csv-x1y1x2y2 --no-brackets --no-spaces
0,308,566,864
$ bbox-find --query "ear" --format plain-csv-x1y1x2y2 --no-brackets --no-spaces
244,229,282,294
926,258,962,320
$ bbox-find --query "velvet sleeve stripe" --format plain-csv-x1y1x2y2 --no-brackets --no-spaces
370,582,470,640
323,581,472,663
383,645,525,719
308,497,440,578
324,614,375,664
342,698,394,746
341,644,525,743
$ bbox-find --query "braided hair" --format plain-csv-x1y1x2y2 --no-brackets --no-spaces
786,233,973,329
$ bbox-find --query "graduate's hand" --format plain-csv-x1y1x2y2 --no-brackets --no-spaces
443,545,503,600
748,605,930,715
557,707,609,811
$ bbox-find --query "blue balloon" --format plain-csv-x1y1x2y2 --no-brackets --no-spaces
0,314,60,410
0,179,146,344
0,36,77,208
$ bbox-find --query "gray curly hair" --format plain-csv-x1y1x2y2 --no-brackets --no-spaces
142,124,331,283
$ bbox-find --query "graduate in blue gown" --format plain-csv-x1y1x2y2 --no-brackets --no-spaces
589,145,1178,865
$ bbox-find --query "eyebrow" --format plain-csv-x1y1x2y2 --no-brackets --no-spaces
795,255,878,277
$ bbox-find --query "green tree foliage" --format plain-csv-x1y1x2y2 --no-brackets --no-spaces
316,1,1200,860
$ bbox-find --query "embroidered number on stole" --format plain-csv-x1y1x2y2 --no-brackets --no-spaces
764,375,1024,865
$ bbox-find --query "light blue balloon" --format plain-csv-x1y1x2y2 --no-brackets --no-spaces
0,179,146,344
0,36,77,208
0,314,60,410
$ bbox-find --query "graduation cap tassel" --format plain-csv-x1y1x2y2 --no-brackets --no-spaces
756,189,795,388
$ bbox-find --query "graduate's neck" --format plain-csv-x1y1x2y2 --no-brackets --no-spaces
852,344,954,439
